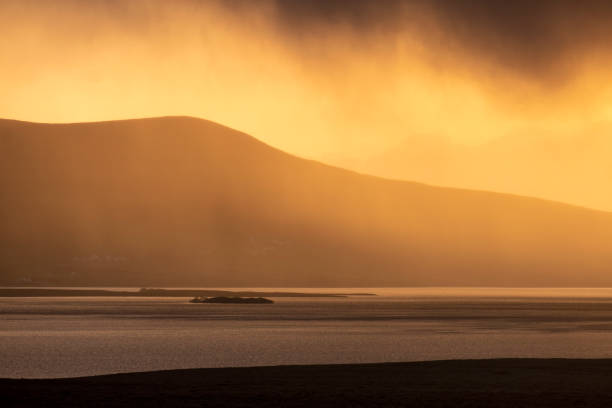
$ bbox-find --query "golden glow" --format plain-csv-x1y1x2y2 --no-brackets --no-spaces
2,0,612,210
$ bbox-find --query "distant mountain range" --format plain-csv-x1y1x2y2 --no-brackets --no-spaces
1,116,611,286
340,127,612,212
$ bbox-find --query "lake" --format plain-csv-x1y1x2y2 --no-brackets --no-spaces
2,287,612,378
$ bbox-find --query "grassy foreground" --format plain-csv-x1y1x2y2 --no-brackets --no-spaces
3,359,612,407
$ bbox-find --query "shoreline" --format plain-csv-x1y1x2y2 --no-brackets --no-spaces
0,288,375,298
3,359,612,407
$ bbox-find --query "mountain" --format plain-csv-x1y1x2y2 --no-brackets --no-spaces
341,127,612,212
1,116,611,286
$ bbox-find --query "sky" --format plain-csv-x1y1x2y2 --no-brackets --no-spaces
2,0,612,210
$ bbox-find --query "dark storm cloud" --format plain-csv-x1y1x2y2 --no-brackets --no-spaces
7,0,612,84
231,0,612,81
32,0,612,80
427,0,612,79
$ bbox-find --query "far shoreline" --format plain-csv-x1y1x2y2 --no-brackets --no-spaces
0,287,376,298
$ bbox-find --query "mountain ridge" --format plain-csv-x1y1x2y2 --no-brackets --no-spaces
3,116,610,214
1,116,611,286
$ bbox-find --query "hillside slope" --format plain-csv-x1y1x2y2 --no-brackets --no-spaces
1,116,611,286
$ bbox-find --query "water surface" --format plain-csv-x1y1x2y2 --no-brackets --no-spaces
2,287,612,378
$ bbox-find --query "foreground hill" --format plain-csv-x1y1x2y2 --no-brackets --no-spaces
3,360,612,407
1,116,611,286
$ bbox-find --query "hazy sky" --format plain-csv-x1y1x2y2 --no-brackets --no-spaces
2,0,612,210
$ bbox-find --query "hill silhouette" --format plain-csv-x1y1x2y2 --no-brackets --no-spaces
1,116,611,286
345,128,612,212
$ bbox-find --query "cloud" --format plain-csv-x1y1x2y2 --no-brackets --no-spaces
2,0,612,212
260,0,612,82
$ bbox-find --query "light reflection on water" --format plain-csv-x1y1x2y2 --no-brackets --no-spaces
2,287,612,378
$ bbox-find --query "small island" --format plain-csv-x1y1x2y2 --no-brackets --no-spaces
189,296,274,304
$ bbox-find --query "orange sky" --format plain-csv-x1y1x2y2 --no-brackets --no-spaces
2,0,612,210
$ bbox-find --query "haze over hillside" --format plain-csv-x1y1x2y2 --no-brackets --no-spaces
4,1,612,213
1,116,612,286
334,128,612,211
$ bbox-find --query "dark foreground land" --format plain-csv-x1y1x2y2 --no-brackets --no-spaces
3,359,612,407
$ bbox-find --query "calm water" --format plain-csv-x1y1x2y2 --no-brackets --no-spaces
2,287,612,378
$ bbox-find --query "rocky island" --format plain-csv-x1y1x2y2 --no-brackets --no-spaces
189,296,274,304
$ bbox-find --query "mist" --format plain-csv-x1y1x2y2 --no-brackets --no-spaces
2,0,612,210
2,116,612,287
